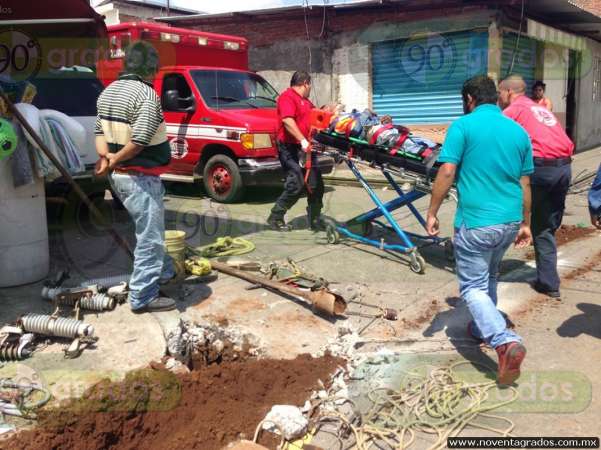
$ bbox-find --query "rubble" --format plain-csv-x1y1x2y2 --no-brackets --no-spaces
166,319,261,368
261,405,308,440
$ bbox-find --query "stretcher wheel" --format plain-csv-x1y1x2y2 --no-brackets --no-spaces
409,254,426,274
326,224,340,245
444,240,455,262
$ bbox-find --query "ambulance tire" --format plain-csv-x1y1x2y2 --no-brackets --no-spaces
203,154,245,203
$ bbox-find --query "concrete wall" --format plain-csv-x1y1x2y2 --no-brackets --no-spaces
248,39,334,106
574,38,601,150
188,5,493,112
332,43,370,111
543,43,569,128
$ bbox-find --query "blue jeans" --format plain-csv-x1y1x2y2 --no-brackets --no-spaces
109,173,175,310
454,222,522,348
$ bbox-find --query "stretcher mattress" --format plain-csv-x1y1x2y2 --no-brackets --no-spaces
314,131,441,180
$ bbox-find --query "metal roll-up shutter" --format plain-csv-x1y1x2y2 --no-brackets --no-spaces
372,30,489,124
501,33,538,89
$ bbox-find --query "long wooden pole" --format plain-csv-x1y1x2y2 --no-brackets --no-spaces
1,92,134,260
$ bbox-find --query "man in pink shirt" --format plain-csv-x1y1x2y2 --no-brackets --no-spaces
498,75,574,299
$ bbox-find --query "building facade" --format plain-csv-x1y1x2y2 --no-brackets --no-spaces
94,0,197,26
159,0,601,150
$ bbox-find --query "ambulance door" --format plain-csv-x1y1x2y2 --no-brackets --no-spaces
160,72,199,173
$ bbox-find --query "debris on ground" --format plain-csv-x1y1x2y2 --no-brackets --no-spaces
261,404,308,440
166,319,261,369
315,361,518,450
2,354,343,450
526,225,598,259
0,376,51,419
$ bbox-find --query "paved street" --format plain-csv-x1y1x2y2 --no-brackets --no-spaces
1,148,600,443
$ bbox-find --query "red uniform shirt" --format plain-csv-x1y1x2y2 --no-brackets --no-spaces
503,95,573,159
276,87,314,144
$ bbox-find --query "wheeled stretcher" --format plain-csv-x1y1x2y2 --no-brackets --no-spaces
313,131,454,273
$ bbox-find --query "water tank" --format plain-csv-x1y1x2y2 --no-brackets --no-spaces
0,159,49,287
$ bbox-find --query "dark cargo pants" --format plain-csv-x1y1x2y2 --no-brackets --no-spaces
531,162,571,292
271,141,324,217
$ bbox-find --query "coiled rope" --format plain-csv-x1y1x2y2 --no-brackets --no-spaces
317,361,518,450
187,237,255,259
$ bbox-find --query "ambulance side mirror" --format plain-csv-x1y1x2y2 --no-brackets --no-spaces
163,90,195,113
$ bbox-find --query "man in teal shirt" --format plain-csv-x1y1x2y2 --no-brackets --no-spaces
426,75,533,385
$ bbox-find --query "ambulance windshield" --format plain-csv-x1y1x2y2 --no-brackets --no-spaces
192,70,278,110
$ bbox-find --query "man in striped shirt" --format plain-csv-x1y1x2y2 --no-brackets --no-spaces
95,41,176,313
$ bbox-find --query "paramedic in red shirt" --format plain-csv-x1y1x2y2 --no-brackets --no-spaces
267,71,325,231
499,75,574,299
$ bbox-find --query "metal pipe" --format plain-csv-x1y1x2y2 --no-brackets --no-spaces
20,314,94,339
211,261,347,316
41,287,115,311
0,92,134,260
79,274,130,288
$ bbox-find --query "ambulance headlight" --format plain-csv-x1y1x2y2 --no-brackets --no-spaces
241,133,272,150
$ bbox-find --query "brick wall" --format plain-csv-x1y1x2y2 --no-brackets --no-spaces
184,4,486,48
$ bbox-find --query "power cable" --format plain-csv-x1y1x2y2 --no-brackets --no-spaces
506,0,525,77
302,0,328,106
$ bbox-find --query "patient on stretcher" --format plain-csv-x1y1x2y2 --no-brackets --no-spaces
312,106,442,178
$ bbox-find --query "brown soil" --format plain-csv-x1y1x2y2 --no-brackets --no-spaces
555,225,597,246
564,249,601,281
526,225,597,259
3,354,343,450
400,299,440,329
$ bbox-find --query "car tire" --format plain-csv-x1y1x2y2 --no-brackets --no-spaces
202,154,245,203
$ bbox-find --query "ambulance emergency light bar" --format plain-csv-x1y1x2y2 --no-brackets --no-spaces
138,29,245,51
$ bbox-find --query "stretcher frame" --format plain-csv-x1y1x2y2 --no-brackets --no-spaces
314,132,455,274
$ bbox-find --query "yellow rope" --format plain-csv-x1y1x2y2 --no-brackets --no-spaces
187,236,255,258
317,361,518,450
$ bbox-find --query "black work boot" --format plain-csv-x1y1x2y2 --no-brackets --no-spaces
307,206,325,231
267,212,292,231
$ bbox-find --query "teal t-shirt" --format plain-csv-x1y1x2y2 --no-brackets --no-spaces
439,103,534,229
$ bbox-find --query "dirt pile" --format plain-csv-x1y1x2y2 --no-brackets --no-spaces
555,224,597,246
526,225,597,259
3,354,343,450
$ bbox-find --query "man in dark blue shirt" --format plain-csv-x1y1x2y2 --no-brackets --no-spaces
589,164,601,229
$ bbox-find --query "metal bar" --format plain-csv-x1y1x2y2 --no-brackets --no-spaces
0,92,134,260
346,159,416,249
211,261,347,316
336,226,411,253
407,202,427,229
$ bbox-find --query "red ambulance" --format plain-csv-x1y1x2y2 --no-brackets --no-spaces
97,22,333,203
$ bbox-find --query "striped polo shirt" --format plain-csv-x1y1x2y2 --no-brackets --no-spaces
95,74,171,171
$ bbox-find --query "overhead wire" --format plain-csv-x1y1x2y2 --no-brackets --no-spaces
302,0,328,106
506,0,525,77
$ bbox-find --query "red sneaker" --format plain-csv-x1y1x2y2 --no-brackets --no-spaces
496,341,526,385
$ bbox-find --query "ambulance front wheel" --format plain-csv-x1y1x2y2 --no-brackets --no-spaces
202,155,245,203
